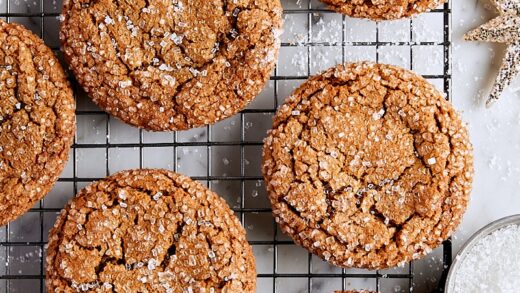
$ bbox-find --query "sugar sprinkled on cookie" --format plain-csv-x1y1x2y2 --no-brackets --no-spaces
262,62,474,269
0,19,75,226
60,0,283,131
46,169,256,292
320,0,446,20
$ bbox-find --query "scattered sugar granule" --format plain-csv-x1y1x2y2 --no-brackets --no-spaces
153,191,163,201
159,64,174,71
427,157,437,165
119,80,132,88
372,108,385,120
104,16,114,25
118,189,127,200
452,224,520,292
147,259,157,270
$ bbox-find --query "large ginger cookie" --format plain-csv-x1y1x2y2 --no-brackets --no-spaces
0,20,75,226
262,62,473,269
320,0,446,20
46,169,256,292
60,0,282,131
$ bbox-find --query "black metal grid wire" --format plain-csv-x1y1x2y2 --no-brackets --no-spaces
0,0,452,292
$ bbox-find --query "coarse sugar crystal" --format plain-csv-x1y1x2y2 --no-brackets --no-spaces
452,224,520,292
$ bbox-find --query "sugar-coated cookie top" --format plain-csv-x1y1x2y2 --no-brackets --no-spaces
46,169,256,292
320,0,446,20
263,62,473,269
0,19,75,226
60,0,282,130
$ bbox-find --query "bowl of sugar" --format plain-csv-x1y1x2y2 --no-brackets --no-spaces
445,214,520,292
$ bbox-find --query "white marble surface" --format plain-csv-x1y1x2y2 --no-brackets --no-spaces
1,0,519,292
451,0,520,253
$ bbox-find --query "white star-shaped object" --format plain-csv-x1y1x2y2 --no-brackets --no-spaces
465,0,520,107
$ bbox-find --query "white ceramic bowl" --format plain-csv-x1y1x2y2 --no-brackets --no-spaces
444,214,520,292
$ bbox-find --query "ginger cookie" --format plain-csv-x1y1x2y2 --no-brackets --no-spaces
60,0,282,131
320,0,446,20
46,169,256,292
262,62,473,270
0,20,75,226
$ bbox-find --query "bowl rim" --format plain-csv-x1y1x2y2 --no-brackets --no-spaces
444,214,520,292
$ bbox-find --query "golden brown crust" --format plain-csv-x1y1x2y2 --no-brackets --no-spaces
320,0,447,20
60,0,282,131
0,20,76,226
262,62,473,270
46,169,256,293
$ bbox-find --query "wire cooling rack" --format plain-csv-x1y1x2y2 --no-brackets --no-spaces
0,0,453,292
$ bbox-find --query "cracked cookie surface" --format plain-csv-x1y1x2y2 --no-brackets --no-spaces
46,169,256,292
262,62,473,269
0,20,75,226
60,0,282,131
320,0,446,20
